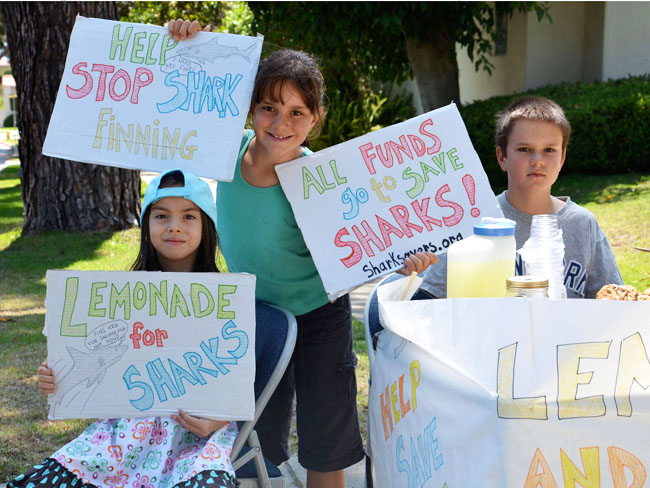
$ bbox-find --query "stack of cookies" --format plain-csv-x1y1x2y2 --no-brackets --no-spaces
596,284,650,301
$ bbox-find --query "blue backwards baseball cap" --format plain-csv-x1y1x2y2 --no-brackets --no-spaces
141,169,217,226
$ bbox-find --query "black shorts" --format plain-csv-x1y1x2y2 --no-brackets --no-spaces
254,295,365,472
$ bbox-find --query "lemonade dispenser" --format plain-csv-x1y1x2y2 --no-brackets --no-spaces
446,219,516,298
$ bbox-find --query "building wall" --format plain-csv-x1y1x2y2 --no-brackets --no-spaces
524,2,586,90
602,2,650,79
457,10,528,105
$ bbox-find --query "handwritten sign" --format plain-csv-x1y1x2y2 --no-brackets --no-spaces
369,296,650,487
275,104,503,298
45,270,256,421
42,16,263,181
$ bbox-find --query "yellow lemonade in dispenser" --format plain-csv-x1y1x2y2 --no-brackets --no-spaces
446,221,516,298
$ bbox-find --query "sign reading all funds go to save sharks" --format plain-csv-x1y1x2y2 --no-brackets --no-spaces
42,16,263,181
275,103,503,298
44,270,256,421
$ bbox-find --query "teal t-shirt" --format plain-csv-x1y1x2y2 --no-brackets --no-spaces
216,130,329,316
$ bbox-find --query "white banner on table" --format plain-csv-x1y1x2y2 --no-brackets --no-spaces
43,16,263,181
368,297,650,487
45,270,256,421
275,104,502,298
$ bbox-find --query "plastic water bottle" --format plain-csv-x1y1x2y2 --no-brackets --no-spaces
447,220,516,298
517,214,567,299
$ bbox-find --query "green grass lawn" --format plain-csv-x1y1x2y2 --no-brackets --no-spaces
0,164,648,480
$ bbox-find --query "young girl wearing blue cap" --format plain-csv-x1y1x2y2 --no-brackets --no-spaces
168,20,438,488
9,169,238,488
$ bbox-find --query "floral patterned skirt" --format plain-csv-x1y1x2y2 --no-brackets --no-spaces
7,417,238,488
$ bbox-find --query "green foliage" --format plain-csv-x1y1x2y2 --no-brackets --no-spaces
310,89,415,152
118,1,253,34
118,1,225,28
460,75,650,187
248,2,550,96
216,2,253,35
3,114,13,127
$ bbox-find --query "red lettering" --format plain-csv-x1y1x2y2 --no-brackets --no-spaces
376,142,394,169
91,64,115,101
131,67,154,104
352,220,385,258
411,197,442,231
155,328,168,348
129,322,144,349
388,135,413,165
142,328,155,346
66,62,93,99
419,118,442,155
407,134,427,157
334,228,363,268
359,142,377,175
435,184,464,227
376,215,404,248
389,205,423,237
108,69,132,101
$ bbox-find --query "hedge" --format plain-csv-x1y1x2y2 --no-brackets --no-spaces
459,75,650,187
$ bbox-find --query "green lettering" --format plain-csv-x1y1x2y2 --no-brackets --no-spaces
190,283,215,318
217,285,237,319
109,282,131,320
60,277,87,337
402,167,424,199
133,281,147,310
130,31,146,63
170,284,191,318
329,159,348,185
145,32,160,65
448,148,462,170
431,153,446,174
316,165,336,190
159,34,177,65
149,281,168,316
110,25,133,61
88,281,107,317
419,161,440,181
302,166,324,199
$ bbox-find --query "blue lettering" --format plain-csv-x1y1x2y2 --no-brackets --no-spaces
222,320,249,359
156,71,242,117
218,73,242,117
396,435,415,488
200,336,237,374
122,364,154,411
157,70,188,114
181,70,206,113
394,417,443,487
183,351,218,383
146,358,179,402
168,358,199,395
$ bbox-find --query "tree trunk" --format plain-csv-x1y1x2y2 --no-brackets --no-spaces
1,2,140,235
405,30,460,113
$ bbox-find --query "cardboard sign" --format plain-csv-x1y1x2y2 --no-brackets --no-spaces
275,104,503,298
368,295,650,487
43,16,263,181
45,270,256,421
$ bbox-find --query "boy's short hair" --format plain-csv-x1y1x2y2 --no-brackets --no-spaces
495,96,571,153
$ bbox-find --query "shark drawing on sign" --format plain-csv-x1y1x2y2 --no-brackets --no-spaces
50,343,128,418
177,38,257,64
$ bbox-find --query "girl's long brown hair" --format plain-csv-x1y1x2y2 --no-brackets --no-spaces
131,171,219,273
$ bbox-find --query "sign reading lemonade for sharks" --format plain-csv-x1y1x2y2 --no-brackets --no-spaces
42,16,263,181
45,270,256,421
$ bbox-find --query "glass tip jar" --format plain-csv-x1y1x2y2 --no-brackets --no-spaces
506,276,549,298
